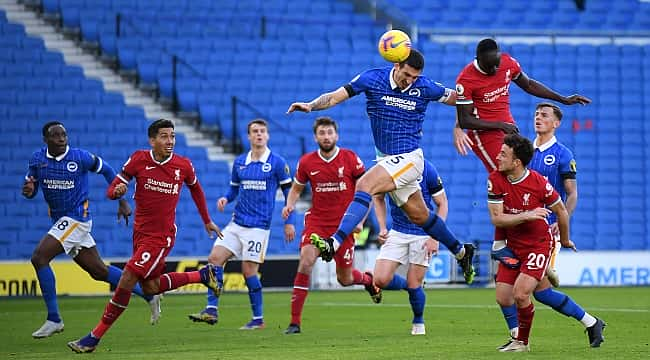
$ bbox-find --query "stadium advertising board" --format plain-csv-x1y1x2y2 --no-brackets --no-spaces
0,258,298,297
556,251,650,286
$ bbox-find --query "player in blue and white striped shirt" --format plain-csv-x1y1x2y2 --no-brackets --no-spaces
189,118,295,329
22,122,160,339
288,49,476,284
529,102,578,287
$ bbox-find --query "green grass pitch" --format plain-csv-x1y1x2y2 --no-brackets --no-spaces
1,287,648,359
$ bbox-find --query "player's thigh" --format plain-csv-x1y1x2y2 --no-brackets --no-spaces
407,235,433,267
376,149,424,201
126,240,171,280
470,130,502,172
239,226,270,263
333,234,355,268
373,258,401,287
495,281,515,306
31,233,64,265
406,263,427,287
211,222,243,262
73,246,109,280
399,190,430,225
45,216,96,259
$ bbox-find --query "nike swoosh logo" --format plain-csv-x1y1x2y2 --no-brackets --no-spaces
145,166,156,170
390,40,407,48
310,171,320,175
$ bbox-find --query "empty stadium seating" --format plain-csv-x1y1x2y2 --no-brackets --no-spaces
1,0,649,262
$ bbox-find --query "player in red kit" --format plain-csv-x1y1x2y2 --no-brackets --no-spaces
282,117,381,334
68,119,223,353
454,38,590,171
453,38,591,325
488,134,605,352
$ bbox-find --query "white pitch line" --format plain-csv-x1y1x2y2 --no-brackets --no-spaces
320,302,650,313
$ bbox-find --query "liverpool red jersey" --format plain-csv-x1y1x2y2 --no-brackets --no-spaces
117,150,197,238
295,147,364,227
456,53,522,124
487,169,560,248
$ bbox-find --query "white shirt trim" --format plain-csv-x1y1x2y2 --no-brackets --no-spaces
473,59,488,75
149,150,174,165
46,145,69,161
317,146,340,163
245,147,271,165
534,136,557,152
509,169,530,185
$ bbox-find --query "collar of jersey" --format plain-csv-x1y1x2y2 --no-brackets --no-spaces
318,146,340,163
534,136,557,152
389,67,412,93
473,59,488,75
508,168,530,184
46,145,69,161
149,150,174,165
245,147,271,165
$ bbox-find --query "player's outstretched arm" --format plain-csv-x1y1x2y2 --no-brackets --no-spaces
287,87,350,113
282,182,305,220
204,221,223,239
107,177,128,200
514,72,591,105
457,103,519,133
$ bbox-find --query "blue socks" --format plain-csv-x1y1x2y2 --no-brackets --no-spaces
106,265,152,302
206,266,224,309
36,266,61,323
421,212,463,255
500,304,518,332
407,287,425,324
333,191,372,243
534,288,586,320
384,274,408,290
245,275,263,319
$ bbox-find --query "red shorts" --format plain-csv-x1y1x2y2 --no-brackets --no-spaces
301,225,356,268
495,244,553,284
126,231,175,280
469,129,504,172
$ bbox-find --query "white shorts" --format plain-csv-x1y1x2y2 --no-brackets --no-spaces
213,222,270,263
376,229,431,267
47,216,96,258
377,148,424,207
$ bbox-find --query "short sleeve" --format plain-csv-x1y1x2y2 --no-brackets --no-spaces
487,172,505,204
425,162,444,196
295,156,308,185
508,54,523,80
120,152,139,181
541,177,561,207
455,70,474,105
347,70,373,96
559,147,577,179
185,159,198,186
276,156,292,185
351,153,365,178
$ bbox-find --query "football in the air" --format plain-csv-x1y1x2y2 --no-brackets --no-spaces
377,29,411,63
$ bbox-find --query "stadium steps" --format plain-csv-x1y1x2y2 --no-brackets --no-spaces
0,0,233,163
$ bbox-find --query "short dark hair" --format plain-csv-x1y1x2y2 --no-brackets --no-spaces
476,38,499,56
148,118,174,138
247,118,268,134
42,121,64,137
536,102,563,121
503,133,534,167
399,48,424,70
312,116,338,134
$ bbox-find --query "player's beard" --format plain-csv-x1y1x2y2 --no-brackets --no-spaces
319,142,335,153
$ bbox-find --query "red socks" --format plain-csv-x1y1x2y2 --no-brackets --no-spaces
158,271,201,293
290,272,310,325
92,287,132,338
351,269,372,286
516,303,535,345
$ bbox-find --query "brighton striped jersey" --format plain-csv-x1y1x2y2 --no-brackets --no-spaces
389,160,444,235
227,148,292,229
26,146,116,223
529,136,576,224
345,67,452,155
